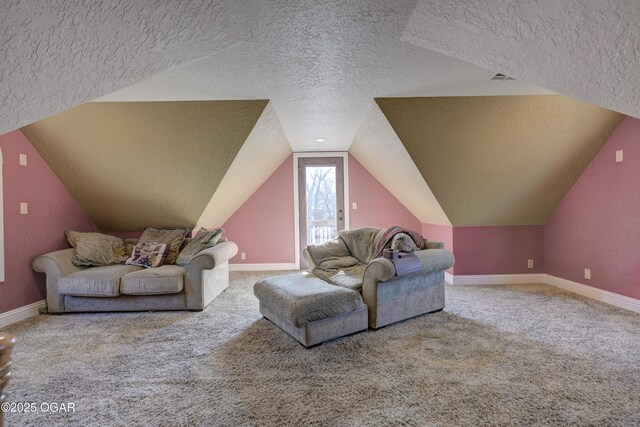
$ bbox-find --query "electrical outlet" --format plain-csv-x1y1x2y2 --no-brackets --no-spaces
240,252,246,260
584,268,591,280
20,202,28,214
527,259,534,269
616,150,623,162
19,154,27,166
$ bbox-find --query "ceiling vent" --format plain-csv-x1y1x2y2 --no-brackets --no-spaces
490,73,516,81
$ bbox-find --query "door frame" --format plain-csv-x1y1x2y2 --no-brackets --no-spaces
293,152,349,269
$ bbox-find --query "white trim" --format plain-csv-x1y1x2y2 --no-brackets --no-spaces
0,300,46,329
444,271,454,284
448,273,546,285
293,152,350,270
230,263,298,272
544,274,640,314
444,273,640,313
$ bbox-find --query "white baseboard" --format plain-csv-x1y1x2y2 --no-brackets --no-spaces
544,274,640,314
0,300,46,329
445,272,639,313
448,273,546,285
230,263,298,272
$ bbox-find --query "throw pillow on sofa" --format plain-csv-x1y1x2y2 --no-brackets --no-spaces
176,227,224,266
139,227,189,265
125,242,170,268
65,230,128,267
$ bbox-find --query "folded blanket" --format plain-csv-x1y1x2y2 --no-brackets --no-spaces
374,226,425,257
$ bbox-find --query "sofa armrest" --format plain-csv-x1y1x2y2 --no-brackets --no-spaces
186,241,238,271
184,241,238,309
32,248,84,313
412,249,455,273
425,241,444,250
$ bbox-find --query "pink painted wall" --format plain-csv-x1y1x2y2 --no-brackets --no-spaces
222,156,296,264
453,226,544,275
0,130,97,315
349,155,422,231
222,154,425,264
544,117,640,299
421,223,454,252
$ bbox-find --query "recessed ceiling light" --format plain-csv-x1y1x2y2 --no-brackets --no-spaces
314,138,327,143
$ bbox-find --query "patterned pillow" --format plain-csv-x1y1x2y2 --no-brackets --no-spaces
390,233,420,253
65,230,128,267
176,228,224,266
125,242,170,268
139,227,189,265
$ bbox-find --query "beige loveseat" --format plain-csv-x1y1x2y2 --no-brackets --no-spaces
33,239,238,313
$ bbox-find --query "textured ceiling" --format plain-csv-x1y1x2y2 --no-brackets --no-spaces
21,101,267,231
0,0,241,135
377,96,623,226
94,1,550,151
350,102,451,225
402,0,640,119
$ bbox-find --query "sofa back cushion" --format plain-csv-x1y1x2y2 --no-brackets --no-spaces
139,227,189,265
176,228,224,266
306,238,351,267
338,227,383,263
65,230,128,267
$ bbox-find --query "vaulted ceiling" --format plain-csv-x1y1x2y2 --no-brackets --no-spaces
376,95,623,226
4,1,639,232
21,101,267,231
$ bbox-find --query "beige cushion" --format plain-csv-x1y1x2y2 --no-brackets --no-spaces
139,227,189,265
58,265,143,297
176,227,224,266
65,230,127,267
120,265,185,295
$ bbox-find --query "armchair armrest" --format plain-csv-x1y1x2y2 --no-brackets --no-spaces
32,248,85,313
424,240,444,250
184,241,238,309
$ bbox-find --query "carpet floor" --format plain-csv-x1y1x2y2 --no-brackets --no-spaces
2,271,639,426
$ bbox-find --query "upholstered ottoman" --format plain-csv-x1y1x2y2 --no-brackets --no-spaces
254,272,368,347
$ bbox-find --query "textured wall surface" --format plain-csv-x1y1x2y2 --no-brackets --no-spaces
453,226,544,275
0,0,242,135
21,101,267,231
545,117,640,299
378,95,623,226
222,156,296,264
348,155,422,231
403,0,640,119
0,130,97,314
196,103,292,230
350,102,451,225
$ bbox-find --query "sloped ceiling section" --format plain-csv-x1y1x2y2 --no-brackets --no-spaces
196,102,292,229
0,0,241,135
350,102,451,226
21,101,268,231
377,95,623,226
402,0,640,119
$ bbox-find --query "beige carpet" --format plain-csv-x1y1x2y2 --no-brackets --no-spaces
2,271,639,426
